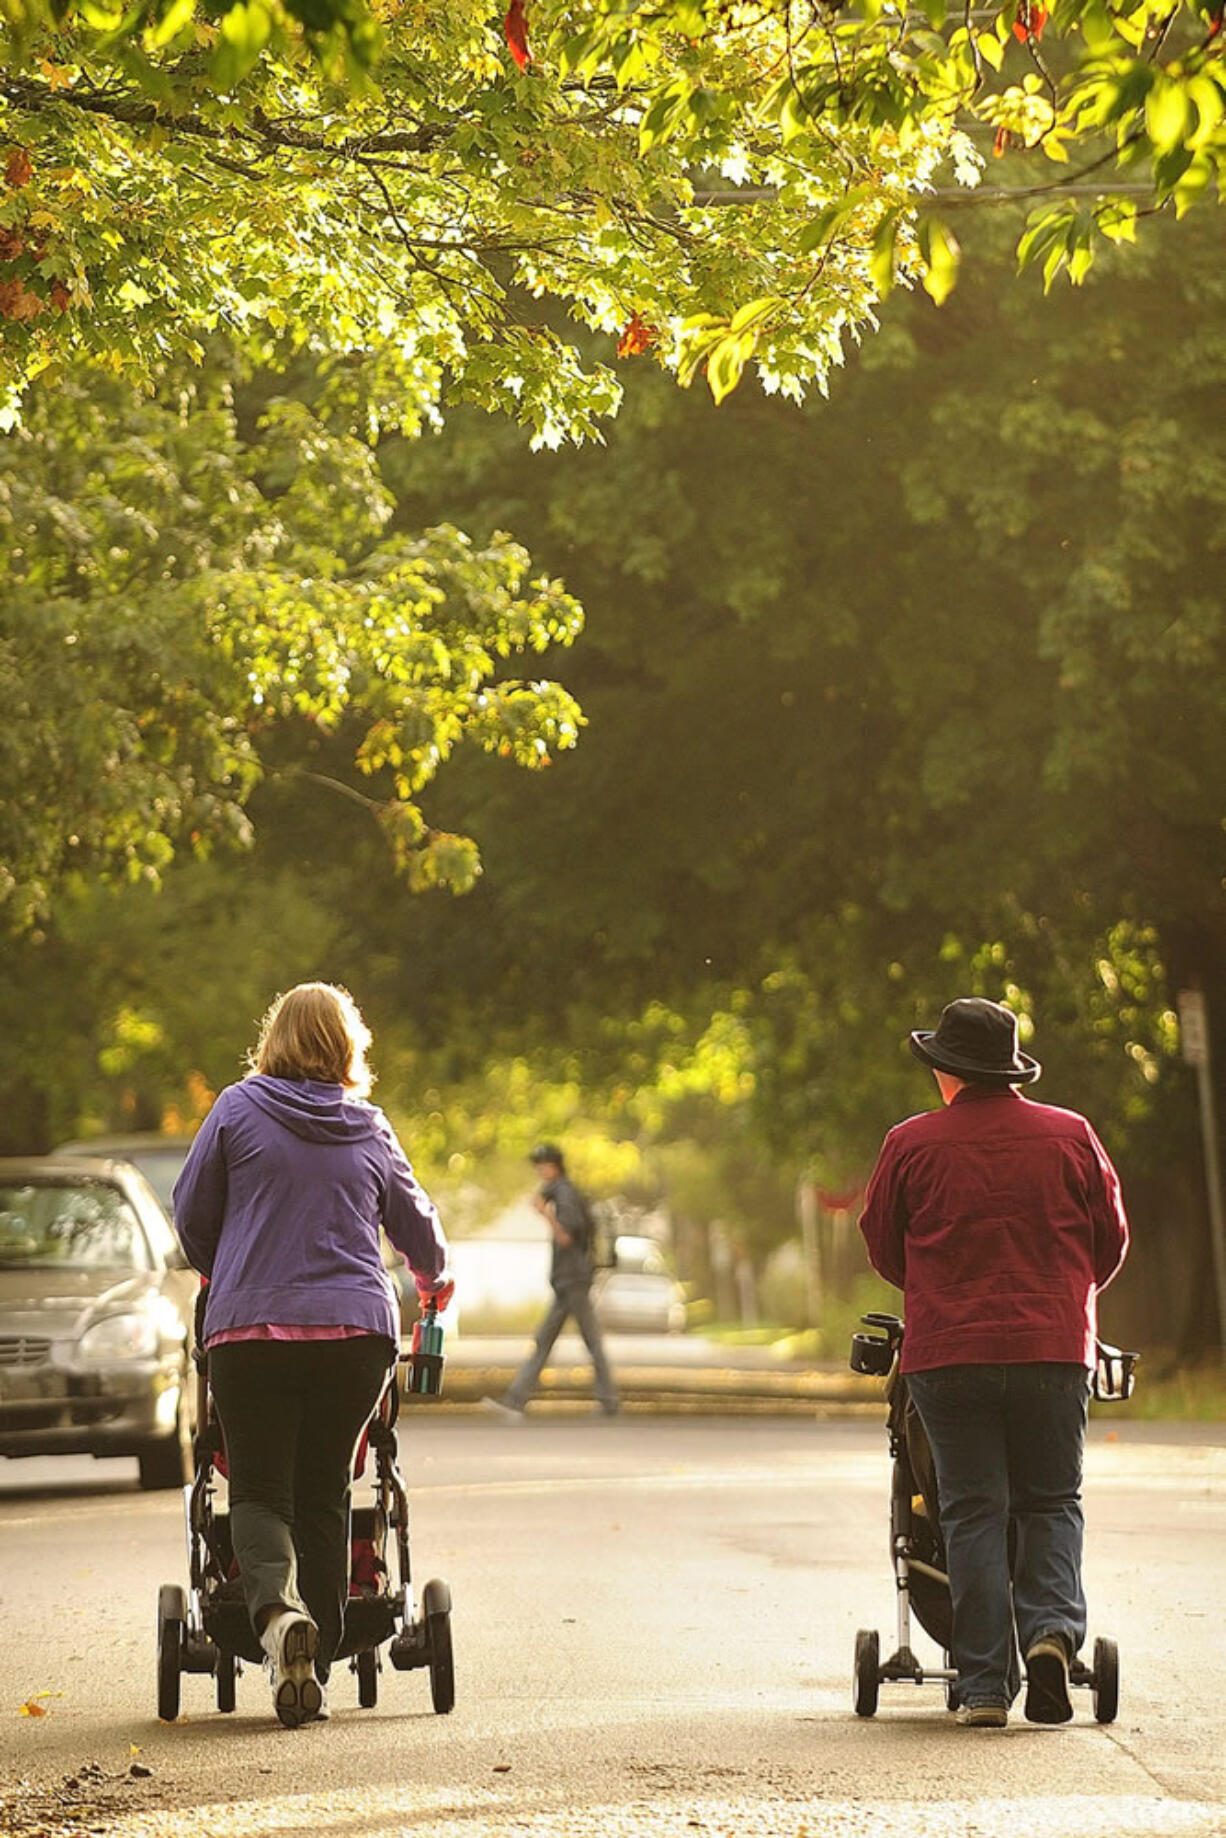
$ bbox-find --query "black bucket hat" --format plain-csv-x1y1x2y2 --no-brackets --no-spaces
909,998,1040,1084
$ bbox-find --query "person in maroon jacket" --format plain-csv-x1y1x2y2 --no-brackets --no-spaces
858,998,1130,1728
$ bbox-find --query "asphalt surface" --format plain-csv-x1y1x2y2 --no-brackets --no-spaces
1,1415,1224,1838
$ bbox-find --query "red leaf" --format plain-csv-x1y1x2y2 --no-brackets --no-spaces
1012,1,1047,38
616,314,657,358
993,125,1009,157
0,278,44,321
504,0,531,70
5,147,33,189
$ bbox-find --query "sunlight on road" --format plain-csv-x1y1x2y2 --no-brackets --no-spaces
98,1784,1226,1838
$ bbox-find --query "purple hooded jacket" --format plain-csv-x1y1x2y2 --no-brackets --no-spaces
172,1075,448,1344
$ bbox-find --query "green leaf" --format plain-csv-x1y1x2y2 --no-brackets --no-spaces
917,217,960,306
707,334,749,405
146,0,196,48
729,296,783,335
213,0,273,85
1145,77,1191,156
1097,198,1138,244
870,210,902,298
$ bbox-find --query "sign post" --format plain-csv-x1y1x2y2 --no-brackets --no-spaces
1177,988,1226,1351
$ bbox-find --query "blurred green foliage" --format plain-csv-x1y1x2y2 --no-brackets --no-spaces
3,207,1226,1351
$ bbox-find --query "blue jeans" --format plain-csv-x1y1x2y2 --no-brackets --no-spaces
505,1281,618,1412
907,1362,1090,1709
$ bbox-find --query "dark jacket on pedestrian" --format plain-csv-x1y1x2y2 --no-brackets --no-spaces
173,1075,447,1343
542,1174,595,1290
858,1085,1129,1373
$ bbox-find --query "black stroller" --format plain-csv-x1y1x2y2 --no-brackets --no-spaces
156,1311,454,1722
848,1311,1135,1724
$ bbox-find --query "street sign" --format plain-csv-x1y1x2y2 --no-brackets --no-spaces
1178,988,1209,1066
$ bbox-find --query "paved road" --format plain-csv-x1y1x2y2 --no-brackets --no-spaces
1,1416,1224,1838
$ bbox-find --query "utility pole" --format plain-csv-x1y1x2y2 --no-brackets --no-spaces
1177,988,1226,1353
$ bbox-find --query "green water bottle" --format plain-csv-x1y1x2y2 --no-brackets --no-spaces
409,1302,446,1397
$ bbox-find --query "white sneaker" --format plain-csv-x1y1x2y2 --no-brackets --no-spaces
480,1396,525,1423
261,1611,322,1727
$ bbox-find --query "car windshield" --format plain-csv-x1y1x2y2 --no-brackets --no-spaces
120,1149,188,1215
0,1183,149,1271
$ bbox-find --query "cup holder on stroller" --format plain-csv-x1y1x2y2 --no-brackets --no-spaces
849,1312,904,1377
850,1331,895,1377
1093,1341,1139,1401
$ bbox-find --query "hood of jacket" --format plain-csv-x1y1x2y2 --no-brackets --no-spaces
241,1074,381,1144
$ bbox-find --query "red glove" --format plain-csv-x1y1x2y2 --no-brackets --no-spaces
416,1273,455,1313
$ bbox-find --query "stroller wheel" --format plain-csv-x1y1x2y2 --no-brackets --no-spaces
357,1648,379,1709
157,1584,186,1723
1091,1636,1119,1724
943,1652,958,1711
216,1650,237,1714
422,1583,455,1716
853,1628,880,1718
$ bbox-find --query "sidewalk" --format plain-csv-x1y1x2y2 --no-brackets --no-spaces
427,1331,881,1414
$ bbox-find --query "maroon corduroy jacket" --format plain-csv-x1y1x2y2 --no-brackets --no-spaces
858,1085,1130,1372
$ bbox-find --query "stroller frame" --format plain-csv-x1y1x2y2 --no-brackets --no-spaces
849,1311,1130,1723
156,1348,454,1721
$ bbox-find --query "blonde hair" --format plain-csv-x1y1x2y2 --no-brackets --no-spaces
249,982,374,1097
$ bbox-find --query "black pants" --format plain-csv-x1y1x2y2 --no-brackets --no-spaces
209,1336,394,1675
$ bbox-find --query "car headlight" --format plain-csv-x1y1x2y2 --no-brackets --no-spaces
78,1310,160,1363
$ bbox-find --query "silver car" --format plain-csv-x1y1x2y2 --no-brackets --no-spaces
54,1133,195,1220
0,1157,197,1488
594,1269,688,1334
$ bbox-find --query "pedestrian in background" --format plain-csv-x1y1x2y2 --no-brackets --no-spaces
173,981,453,1727
858,998,1129,1728
485,1143,618,1420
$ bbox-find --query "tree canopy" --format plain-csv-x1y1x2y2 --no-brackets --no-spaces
0,357,583,929
3,0,1224,430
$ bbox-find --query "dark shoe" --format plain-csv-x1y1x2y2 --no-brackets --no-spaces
956,1703,1008,1727
1025,1633,1073,1724
596,1402,620,1418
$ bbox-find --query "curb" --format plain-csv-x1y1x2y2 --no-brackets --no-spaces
412,1363,884,1417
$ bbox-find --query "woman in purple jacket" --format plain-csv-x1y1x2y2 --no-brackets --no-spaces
173,982,452,1728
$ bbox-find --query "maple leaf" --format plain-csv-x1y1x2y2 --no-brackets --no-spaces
617,314,657,357
0,278,45,321
504,0,531,70
5,148,34,188
1012,1,1048,39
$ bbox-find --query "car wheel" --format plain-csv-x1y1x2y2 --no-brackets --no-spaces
138,1385,192,1491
